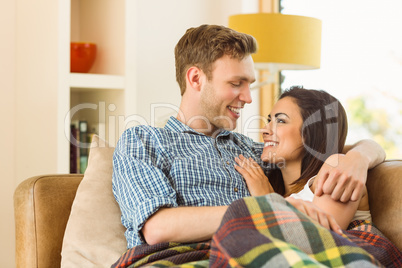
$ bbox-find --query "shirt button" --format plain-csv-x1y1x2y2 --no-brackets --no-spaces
234,187,238,192
226,161,230,165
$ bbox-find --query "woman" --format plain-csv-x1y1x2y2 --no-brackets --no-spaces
235,86,370,230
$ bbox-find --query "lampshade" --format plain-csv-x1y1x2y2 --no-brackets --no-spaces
229,13,322,70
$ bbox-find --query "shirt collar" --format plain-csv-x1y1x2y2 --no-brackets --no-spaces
164,116,232,138
165,116,195,133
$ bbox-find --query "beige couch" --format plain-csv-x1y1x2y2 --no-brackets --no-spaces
14,158,402,267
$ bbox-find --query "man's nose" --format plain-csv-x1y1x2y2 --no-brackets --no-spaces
239,86,252,104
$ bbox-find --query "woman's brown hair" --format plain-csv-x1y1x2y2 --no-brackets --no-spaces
268,86,348,196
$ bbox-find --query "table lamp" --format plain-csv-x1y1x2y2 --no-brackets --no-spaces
229,13,322,88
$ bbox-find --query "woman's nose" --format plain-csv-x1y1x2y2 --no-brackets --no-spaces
262,123,272,136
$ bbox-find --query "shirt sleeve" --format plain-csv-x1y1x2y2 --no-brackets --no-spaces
112,126,178,247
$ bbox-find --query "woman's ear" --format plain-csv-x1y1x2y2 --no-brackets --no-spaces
186,66,203,91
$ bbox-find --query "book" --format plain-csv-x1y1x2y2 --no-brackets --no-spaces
79,121,88,174
70,120,99,174
70,121,80,173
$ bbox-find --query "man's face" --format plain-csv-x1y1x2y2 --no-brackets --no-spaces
199,54,255,133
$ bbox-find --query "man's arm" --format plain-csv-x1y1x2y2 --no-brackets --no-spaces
143,199,344,245
142,206,228,245
113,127,188,248
343,139,386,168
315,139,386,202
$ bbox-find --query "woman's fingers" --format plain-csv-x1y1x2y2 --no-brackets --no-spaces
235,155,273,196
327,215,343,236
286,197,343,236
236,155,258,176
309,206,343,235
234,159,250,178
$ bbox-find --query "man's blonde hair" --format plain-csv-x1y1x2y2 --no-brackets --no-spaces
174,24,257,96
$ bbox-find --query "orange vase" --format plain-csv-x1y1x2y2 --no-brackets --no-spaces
70,42,97,73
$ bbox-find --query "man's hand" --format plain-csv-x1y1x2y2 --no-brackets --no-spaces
315,139,385,203
286,196,343,235
234,155,274,196
315,152,368,202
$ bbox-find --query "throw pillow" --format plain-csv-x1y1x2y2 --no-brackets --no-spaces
61,135,126,267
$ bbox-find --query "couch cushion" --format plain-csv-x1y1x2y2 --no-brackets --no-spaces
61,135,126,267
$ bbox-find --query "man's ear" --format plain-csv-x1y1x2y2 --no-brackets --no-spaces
186,66,203,91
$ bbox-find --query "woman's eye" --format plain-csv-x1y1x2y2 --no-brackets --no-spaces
231,82,241,87
276,118,285,123
267,118,271,123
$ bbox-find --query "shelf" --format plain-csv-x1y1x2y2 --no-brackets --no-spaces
70,73,125,91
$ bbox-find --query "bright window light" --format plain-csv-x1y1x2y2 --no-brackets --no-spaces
280,0,402,158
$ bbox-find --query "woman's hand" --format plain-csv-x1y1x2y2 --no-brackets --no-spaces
234,155,274,196
286,196,343,235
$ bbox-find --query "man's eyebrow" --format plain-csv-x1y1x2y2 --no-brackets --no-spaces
231,76,256,83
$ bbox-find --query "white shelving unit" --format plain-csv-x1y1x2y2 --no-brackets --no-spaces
70,74,125,91
57,0,138,173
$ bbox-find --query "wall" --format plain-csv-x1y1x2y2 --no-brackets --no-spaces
15,0,59,184
0,0,16,266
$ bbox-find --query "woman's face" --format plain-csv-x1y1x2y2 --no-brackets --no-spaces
261,97,304,165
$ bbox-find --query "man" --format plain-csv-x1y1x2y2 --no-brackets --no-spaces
112,24,385,249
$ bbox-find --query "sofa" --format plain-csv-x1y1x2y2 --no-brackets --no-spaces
14,135,402,267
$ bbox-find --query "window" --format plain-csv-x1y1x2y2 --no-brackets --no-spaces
280,0,402,158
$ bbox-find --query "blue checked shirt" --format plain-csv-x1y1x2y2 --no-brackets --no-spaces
112,116,266,248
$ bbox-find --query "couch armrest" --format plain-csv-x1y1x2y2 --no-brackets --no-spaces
367,160,402,251
14,174,84,268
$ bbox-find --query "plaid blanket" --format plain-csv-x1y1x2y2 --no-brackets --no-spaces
111,241,210,267
210,193,402,267
111,194,402,267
